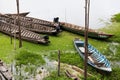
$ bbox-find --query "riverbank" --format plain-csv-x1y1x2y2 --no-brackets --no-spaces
0,22,120,79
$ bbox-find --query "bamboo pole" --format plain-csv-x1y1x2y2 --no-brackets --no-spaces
58,50,60,76
16,0,22,48
84,0,90,80
10,25,12,44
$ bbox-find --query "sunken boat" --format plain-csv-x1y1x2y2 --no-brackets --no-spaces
4,14,61,35
74,38,112,72
0,20,50,44
60,22,113,39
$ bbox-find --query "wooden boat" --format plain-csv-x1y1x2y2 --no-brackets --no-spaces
5,12,30,16
5,14,61,35
60,22,113,39
0,20,50,44
0,59,12,80
73,38,112,72
53,61,93,79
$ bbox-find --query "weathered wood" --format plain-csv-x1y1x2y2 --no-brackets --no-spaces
0,14,61,35
0,21,50,44
0,60,12,80
16,0,22,48
5,12,30,17
60,22,113,39
72,66,93,77
58,50,60,76
65,70,79,80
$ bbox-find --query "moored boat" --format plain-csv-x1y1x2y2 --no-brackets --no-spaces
0,20,50,44
61,22,113,39
5,12,30,16
0,13,61,35
73,38,112,72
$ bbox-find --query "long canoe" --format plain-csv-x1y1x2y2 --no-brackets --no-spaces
61,22,113,39
74,38,112,72
0,20,50,44
5,12,30,16
5,14,61,35
0,13,61,35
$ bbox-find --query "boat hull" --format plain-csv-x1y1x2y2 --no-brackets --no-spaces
61,22,113,39
73,38,112,72
0,21,50,44
0,13,61,35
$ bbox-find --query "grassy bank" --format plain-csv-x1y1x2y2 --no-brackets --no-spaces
0,23,120,79
100,22,120,43
0,31,108,63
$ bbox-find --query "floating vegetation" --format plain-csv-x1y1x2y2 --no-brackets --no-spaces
15,49,45,66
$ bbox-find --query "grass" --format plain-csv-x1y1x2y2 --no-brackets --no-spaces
0,34,17,63
0,24,120,80
43,71,73,80
0,31,108,62
15,49,45,66
111,13,120,22
99,22,120,43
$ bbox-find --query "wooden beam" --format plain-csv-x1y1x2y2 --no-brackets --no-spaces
58,50,60,76
84,0,90,80
16,0,22,48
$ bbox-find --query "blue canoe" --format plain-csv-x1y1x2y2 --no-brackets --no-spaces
74,38,112,72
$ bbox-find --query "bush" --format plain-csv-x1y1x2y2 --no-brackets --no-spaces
111,13,120,22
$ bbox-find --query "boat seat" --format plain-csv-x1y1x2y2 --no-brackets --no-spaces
88,56,96,63
79,47,93,56
79,47,85,53
88,56,104,67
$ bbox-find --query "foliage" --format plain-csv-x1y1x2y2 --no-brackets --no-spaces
111,13,120,22
15,49,45,66
99,22,120,43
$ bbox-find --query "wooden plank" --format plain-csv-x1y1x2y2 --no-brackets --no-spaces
0,60,12,80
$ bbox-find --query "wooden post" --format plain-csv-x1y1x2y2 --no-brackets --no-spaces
10,26,12,44
16,0,22,48
84,0,90,80
58,50,60,76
